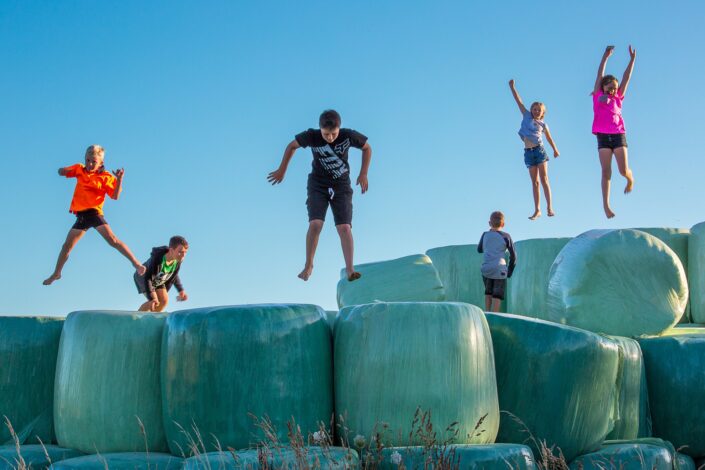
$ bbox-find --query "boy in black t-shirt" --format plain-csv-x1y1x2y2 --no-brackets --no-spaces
268,109,372,282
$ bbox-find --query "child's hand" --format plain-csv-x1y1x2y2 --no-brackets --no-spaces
177,291,188,302
554,150,560,158
604,46,615,57
267,167,286,185
112,168,125,179
149,299,160,311
357,174,369,194
136,264,146,276
628,45,636,59
508,79,515,88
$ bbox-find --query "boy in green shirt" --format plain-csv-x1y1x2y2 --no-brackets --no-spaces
134,236,189,312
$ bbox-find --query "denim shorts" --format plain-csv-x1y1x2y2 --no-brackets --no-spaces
524,145,548,168
596,133,628,150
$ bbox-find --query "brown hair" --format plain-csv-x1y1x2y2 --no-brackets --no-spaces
169,236,189,249
490,211,504,228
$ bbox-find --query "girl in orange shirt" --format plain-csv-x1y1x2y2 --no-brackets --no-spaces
43,145,146,285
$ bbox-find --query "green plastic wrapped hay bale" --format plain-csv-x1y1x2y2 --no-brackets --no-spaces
183,447,359,470
425,244,489,306
50,453,183,470
660,323,705,336
325,310,338,331
605,337,651,440
546,229,688,337
569,441,673,469
0,445,82,470
0,317,64,446
335,302,499,446
677,453,697,470
487,313,620,462
162,304,333,454
376,444,536,470
689,222,705,323
506,238,571,318
638,335,705,458
54,311,167,454
336,255,445,308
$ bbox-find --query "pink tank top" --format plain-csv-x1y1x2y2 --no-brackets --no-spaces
592,90,625,134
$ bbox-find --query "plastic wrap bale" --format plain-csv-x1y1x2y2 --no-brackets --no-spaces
336,255,445,308
505,238,571,317
50,453,183,470
0,445,82,470
660,324,705,336
0,317,63,445
376,444,536,470
183,447,358,470
335,302,499,446
569,441,673,469
486,313,620,462
689,222,705,323
425,244,500,308
677,453,697,470
162,304,332,454
605,337,651,440
325,310,338,331
638,335,705,458
53,311,167,453
546,229,688,337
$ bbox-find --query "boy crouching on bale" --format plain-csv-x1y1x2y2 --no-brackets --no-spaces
134,236,189,312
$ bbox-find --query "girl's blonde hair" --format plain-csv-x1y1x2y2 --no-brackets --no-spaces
85,144,105,160
530,102,546,120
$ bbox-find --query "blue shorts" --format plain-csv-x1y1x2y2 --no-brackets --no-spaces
524,146,548,168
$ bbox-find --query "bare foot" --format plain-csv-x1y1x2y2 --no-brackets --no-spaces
624,173,634,194
528,210,541,221
347,271,362,282
298,266,313,281
43,273,61,285
604,206,616,219
547,208,555,217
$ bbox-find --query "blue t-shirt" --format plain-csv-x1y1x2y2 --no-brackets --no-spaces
518,110,548,146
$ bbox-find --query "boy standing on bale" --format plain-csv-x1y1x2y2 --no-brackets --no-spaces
134,236,189,312
268,109,372,282
478,211,516,312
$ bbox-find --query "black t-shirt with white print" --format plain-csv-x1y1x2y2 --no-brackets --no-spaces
295,128,368,183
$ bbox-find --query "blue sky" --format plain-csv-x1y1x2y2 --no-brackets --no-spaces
1,1,704,315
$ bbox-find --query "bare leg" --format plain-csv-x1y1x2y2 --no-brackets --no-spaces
528,165,541,220
538,162,554,216
485,295,492,311
613,146,634,194
491,298,502,312
299,219,324,281
599,148,616,218
154,288,169,312
337,224,360,281
43,229,86,285
95,224,145,274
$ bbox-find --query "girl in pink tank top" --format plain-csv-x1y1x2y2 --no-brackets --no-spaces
593,45,636,219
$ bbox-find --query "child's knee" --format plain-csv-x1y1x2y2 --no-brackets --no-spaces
309,220,324,232
602,168,612,179
336,224,352,235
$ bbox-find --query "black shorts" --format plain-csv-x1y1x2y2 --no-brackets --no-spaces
306,175,353,226
596,133,628,150
134,273,167,299
72,209,108,231
483,276,506,300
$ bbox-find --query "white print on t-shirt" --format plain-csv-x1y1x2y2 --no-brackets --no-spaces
310,139,351,179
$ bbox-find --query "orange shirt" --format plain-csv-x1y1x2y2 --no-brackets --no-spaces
64,164,117,215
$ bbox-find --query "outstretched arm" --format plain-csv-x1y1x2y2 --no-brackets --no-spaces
267,139,301,185
544,127,560,158
508,80,527,115
356,142,372,194
619,45,636,97
594,46,614,93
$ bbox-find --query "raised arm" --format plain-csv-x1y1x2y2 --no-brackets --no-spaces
594,46,614,93
544,127,560,158
356,142,372,194
619,45,636,97
508,80,527,115
267,139,301,185
110,168,124,200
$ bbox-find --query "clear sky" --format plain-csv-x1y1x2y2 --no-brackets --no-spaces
1,1,704,316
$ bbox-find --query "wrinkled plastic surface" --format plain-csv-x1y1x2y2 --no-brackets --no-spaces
183,447,359,469
425,244,505,310
162,304,333,454
376,444,536,470
547,229,688,337
0,317,63,445
0,445,82,470
638,335,705,457
50,452,183,470
569,440,673,470
660,323,705,336
54,311,168,453
606,337,651,440
486,313,620,461
677,453,697,470
335,302,499,446
688,222,705,323
634,228,691,322
336,255,445,308
325,310,338,331
506,238,571,318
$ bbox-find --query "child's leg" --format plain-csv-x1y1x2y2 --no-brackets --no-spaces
485,295,492,311
336,224,360,280
538,162,554,216
43,228,86,285
599,148,616,218
95,224,146,274
613,147,634,194
491,298,502,312
154,288,169,312
299,219,324,281
528,165,541,220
